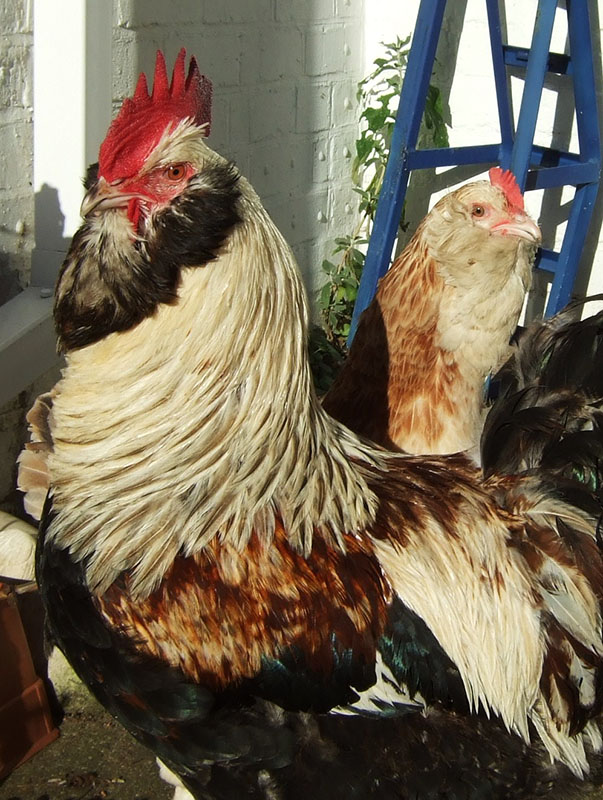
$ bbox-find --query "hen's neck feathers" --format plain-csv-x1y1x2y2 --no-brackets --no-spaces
325,191,535,455
48,171,382,596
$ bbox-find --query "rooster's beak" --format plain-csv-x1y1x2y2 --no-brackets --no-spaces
80,177,143,218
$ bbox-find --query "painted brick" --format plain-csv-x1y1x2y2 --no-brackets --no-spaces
117,0,204,27
327,125,357,183
259,26,304,82
170,32,243,87
250,84,296,142
0,120,32,193
312,135,330,184
304,25,346,77
111,30,138,100
0,44,32,110
295,82,332,133
334,0,363,20
238,27,262,87
206,92,231,156
225,92,251,151
343,21,363,62
275,0,335,23
330,79,361,128
0,0,32,34
329,178,360,230
247,135,315,197
204,0,273,25
266,187,329,262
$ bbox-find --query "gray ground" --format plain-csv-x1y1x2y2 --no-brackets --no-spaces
0,700,172,800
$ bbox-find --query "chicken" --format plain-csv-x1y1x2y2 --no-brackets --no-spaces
323,171,541,456
34,50,603,798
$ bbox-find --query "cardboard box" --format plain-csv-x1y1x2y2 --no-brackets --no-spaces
0,583,58,779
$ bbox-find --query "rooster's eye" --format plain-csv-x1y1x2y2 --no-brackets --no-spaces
166,164,187,181
472,205,485,218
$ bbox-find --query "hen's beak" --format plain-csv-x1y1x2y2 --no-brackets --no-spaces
492,213,541,244
80,177,143,218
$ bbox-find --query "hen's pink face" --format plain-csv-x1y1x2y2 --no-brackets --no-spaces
469,198,541,243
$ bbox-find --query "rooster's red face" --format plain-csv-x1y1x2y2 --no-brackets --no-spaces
81,159,198,234
80,48,212,236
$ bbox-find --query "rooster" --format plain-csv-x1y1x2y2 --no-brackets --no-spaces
33,50,603,799
323,171,541,455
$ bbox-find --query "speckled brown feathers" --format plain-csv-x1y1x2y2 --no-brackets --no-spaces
99,519,390,698
324,231,457,451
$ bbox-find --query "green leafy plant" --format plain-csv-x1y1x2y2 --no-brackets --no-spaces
315,36,450,368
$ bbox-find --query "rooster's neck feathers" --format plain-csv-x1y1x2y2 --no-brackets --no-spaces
48,167,382,596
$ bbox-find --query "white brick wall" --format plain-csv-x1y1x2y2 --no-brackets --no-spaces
0,0,33,302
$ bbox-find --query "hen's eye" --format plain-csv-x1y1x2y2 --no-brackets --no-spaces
472,205,485,218
166,164,187,181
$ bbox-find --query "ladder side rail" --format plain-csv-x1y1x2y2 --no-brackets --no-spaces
546,181,600,312
486,0,515,166
508,0,558,184
566,0,601,165
348,0,448,341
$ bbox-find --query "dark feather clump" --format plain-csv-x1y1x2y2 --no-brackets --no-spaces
54,162,241,351
482,300,603,497
147,161,242,270
380,598,469,712
83,161,99,191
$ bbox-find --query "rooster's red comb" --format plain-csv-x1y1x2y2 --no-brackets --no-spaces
99,49,212,182
488,167,524,211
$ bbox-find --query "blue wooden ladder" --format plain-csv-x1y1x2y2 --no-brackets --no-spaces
349,0,602,341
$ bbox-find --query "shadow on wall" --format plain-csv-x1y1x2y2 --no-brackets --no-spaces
0,255,22,305
32,183,71,288
124,0,326,286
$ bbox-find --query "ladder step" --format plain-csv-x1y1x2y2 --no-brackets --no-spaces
503,45,572,75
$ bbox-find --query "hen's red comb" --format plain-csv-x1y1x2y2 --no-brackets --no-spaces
99,49,212,182
488,167,524,211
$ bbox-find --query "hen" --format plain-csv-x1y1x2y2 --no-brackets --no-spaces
323,171,541,455
34,51,603,799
